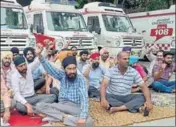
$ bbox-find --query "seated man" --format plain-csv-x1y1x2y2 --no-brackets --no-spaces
129,56,153,92
100,51,152,114
34,50,93,126
10,47,20,61
77,50,89,72
99,48,114,69
23,47,58,95
11,45,57,115
83,52,106,99
1,78,13,126
152,52,175,93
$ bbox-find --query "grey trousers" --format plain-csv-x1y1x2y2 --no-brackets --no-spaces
15,94,57,115
106,93,145,113
34,101,94,126
34,77,46,91
88,86,100,98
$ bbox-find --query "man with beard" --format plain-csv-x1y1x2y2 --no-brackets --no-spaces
152,52,175,93
82,52,106,99
1,51,15,89
99,48,114,69
11,44,57,115
0,52,15,125
100,51,152,114
77,50,89,71
23,47,54,94
34,52,93,126
71,46,78,57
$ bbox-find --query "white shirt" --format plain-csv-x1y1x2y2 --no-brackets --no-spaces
11,58,40,105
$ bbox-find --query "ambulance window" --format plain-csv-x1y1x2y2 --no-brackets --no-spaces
33,14,43,32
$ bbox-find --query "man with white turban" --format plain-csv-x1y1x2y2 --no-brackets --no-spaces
99,48,114,69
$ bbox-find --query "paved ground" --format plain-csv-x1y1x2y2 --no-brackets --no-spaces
131,117,176,126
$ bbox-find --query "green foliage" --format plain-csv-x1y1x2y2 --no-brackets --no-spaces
75,0,88,9
146,0,169,11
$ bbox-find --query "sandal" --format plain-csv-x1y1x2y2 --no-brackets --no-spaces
107,104,112,110
143,107,149,117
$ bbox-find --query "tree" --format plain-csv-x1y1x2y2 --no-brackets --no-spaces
16,0,32,6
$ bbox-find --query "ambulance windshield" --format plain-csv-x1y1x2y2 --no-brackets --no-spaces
46,12,87,32
1,7,28,29
102,14,134,32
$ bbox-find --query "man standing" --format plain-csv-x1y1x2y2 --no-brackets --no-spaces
100,51,152,114
152,52,175,93
83,52,106,99
77,50,89,71
34,51,93,126
11,45,56,115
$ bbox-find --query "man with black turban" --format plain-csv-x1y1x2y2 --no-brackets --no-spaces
11,44,57,116
33,47,93,126
10,47,20,60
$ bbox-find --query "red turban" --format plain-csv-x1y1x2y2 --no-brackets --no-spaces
89,52,100,60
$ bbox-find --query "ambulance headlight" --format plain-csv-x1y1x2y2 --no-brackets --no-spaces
55,39,64,50
116,38,120,47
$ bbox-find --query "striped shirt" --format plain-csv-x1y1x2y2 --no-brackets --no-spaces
40,57,88,119
105,65,144,96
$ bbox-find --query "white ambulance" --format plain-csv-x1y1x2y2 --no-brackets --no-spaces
0,0,35,52
24,0,97,51
128,5,175,54
79,2,145,57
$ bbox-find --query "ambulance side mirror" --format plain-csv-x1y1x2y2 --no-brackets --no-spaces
87,25,93,33
37,25,44,34
95,27,101,34
30,24,33,33
133,28,136,32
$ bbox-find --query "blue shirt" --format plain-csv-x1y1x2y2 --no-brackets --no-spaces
82,64,106,89
105,65,144,96
40,57,88,119
32,64,45,80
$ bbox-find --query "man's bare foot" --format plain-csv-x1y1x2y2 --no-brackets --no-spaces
109,107,118,114
38,113,46,117
138,106,145,113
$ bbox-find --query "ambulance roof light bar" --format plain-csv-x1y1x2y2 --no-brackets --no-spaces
98,2,122,9
83,2,124,14
32,0,69,5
